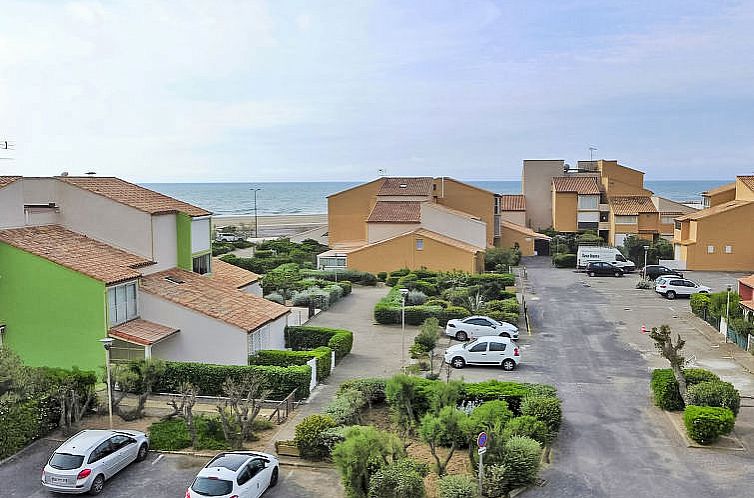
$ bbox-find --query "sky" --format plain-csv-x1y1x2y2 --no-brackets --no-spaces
1,0,753,182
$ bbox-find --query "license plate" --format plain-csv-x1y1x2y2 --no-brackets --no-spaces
51,477,68,484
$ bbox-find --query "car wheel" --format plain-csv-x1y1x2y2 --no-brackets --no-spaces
502,359,516,371
615,271,622,277
666,290,676,300
451,357,466,369
89,474,105,496
499,332,510,338
587,271,594,277
136,443,148,462
270,467,279,488
455,331,468,341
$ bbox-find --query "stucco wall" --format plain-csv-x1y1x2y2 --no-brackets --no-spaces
500,211,526,226
247,316,287,354
367,223,421,244
522,160,565,230
142,293,250,365
328,179,383,245
500,229,535,257
433,179,495,247
147,214,178,272
705,189,736,207
0,180,25,228
599,161,649,196
736,179,754,201
552,191,577,232
420,203,486,249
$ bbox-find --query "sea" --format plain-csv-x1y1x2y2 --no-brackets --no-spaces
142,180,728,217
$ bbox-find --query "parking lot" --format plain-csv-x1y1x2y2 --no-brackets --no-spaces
0,438,340,498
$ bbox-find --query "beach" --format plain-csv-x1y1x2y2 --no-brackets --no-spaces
212,213,327,238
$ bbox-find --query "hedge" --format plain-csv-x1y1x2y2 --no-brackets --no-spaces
687,380,740,416
153,361,311,400
249,347,332,383
553,253,577,268
684,405,735,444
374,288,470,326
285,326,354,361
299,269,377,286
461,380,558,415
650,368,720,411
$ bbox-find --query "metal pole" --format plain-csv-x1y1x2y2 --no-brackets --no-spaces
478,450,484,494
105,349,113,429
401,295,406,368
254,189,259,238
644,246,648,269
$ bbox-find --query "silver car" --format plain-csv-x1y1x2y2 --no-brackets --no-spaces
42,429,149,495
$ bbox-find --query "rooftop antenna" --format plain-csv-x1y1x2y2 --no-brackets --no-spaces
85,171,96,176
0,139,15,160
378,168,387,177
588,145,598,163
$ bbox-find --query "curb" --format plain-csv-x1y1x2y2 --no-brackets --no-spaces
152,449,335,469
662,410,746,451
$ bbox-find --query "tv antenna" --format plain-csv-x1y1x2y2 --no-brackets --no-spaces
588,145,598,162
378,168,387,176
0,139,15,160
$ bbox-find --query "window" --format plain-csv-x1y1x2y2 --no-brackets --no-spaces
88,441,113,464
674,221,682,230
319,256,346,268
469,342,488,353
193,253,211,274
416,238,424,250
615,215,638,224
489,342,507,352
248,459,266,477
108,282,138,326
109,435,132,451
725,245,733,254
707,245,715,254
237,466,252,485
578,195,599,210
661,216,677,224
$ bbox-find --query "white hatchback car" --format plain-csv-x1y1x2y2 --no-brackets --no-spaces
445,315,519,341
655,277,711,299
444,336,520,370
187,451,279,498
42,429,149,495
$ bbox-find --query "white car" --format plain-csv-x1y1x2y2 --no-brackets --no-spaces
445,315,518,341
42,429,149,495
187,451,279,498
216,233,244,242
444,336,520,370
655,277,711,299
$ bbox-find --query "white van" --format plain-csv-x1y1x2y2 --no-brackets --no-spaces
577,246,635,272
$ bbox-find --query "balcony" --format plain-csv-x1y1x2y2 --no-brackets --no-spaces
598,221,610,231
599,203,610,212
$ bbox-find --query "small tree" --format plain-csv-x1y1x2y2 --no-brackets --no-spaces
55,378,95,436
164,382,199,447
415,318,442,376
367,458,428,498
216,375,271,449
649,325,689,404
262,262,301,297
386,374,420,437
419,406,468,476
109,359,166,421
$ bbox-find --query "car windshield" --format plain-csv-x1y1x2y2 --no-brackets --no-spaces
49,453,85,470
191,477,234,496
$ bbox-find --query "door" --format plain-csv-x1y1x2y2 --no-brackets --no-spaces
467,318,495,337
465,341,490,364
235,464,255,498
246,459,269,498
89,440,116,479
109,435,137,471
487,341,508,364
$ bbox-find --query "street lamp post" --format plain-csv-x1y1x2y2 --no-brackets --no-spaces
643,245,648,270
726,284,732,341
400,288,409,368
250,188,262,238
99,338,114,429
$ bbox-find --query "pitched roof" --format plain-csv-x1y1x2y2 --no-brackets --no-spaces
208,258,260,288
0,176,21,189
140,268,288,332
702,181,736,196
57,177,211,217
367,201,421,223
676,200,753,221
109,319,179,346
0,225,153,284
411,228,484,253
424,202,482,221
500,220,551,240
652,195,697,215
499,194,526,211
739,275,754,288
552,176,601,195
609,196,658,215
738,176,754,192
377,177,433,196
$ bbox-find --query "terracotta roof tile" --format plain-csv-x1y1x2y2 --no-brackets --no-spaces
740,300,754,311
378,177,433,196
0,176,21,188
367,201,421,223
609,196,658,215
57,177,211,217
702,182,736,196
676,200,753,221
141,268,288,331
739,275,754,288
738,176,754,192
552,176,601,195
109,319,179,346
208,258,260,288
499,194,526,211
0,225,152,284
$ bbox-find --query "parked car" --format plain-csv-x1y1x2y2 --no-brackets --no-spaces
444,336,520,370
655,278,711,299
641,265,683,280
42,429,149,495
577,246,636,272
187,451,279,498
585,261,624,277
445,315,519,341
216,232,244,242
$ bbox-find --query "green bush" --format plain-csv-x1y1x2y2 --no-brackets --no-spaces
440,306,472,325
152,361,311,400
325,388,367,425
300,268,377,286
520,395,562,433
684,368,721,385
425,298,451,308
461,381,557,415
650,368,721,411
412,280,439,296
368,458,428,498
255,249,275,258
485,247,521,272
339,378,387,405
690,293,711,316
377,271,388,282
294,414,338,459
467,400,513,435
437,474,479,498
0,397,56,460
386,275,400,287
264,292,285,304
148,416,228,451
552,253,577,268
502,436,541,489
285,326,353,360
683,405,735,444
337,281,353,295
502,416,550,446
687,380,740,416
391,268,411,277
249,347,332,382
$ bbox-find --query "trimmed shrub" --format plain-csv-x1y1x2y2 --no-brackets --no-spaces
319,426,348,455
502,436,541,489
440,306,472,325
683,405,735,444
294,414,338,459
690,293,711,316
377,271,388,282
391,268,411,278
368,458,427,498
483,464,510,498
437,474,479,498
650,368,720,411
249,347,332,382
685,368,721,385
264,292,285,304
687,380,740,416
337,281,353,295
520,395,562,433
425,298,451,308
339,378,387,405
148,416,228,451
461,381,557,415
0,398,56,460
553,253,577,268
467,400,514,435
153,361,311,400
407,290,428,305
412,280,439,296
325,388,367,425
285,326,353,360
502,416,549,446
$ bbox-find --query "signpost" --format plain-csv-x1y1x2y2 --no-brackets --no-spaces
477,432,488,494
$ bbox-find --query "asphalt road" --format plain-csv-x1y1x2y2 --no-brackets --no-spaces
0,438,338,498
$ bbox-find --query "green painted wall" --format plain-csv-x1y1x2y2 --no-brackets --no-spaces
0,243,107,371
176,212,192,270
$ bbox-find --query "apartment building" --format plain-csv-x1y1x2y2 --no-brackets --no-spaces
673,176,754,271
0,176,287,371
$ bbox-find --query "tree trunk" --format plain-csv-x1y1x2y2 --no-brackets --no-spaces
672,363,690,405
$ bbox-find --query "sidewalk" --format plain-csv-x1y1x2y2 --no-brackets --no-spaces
265,284,418,450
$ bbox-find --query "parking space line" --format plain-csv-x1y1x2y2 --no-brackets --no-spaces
151,454,164,466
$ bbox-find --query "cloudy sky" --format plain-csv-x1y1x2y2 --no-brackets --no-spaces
1,1,753,182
